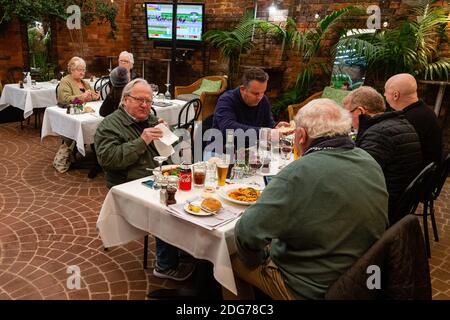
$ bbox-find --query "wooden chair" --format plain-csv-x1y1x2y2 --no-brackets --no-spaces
287,91,323,121
175,75,227,120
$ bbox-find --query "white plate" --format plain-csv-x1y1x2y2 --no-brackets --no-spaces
217,184,262,206
161,164,180,176
184,202,213,216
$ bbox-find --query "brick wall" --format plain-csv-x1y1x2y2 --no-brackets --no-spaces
52,0,132,77
0,17,25,84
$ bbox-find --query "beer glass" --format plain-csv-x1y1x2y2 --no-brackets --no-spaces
216,161,229,187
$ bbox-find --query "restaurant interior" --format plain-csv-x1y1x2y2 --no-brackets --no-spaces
0,0,449,301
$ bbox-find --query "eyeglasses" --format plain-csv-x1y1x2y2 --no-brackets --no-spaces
349,106,359,113
128,95,152,105
119,60,130,64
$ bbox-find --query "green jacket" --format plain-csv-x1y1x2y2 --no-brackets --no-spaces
235,148,389,299
57,75,93,105
94,106,160,188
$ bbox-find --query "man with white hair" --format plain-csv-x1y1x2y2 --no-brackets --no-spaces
118,51,139,80
95,79,195,282
232,99,389,300
384,73,442,166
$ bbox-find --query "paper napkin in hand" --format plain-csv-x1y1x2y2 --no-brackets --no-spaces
153,123,179,157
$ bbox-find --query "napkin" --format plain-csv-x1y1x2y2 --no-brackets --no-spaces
153,123,179,157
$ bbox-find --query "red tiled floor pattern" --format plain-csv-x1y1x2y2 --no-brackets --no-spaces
0,122,184,300
0,121,449,299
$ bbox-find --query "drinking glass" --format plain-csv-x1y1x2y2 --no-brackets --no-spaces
22,71,28,82
249,148,263,175
150,83,159,98
259,128,271,155
204,163,217,193
279,138,293,169
230,165,245,184
193,162,206,187
153,155,168,174
216,160,229,187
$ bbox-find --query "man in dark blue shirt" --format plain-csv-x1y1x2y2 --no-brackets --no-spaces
213,67,290,139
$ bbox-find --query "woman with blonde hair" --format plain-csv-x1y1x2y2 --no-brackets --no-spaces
57,56,100,105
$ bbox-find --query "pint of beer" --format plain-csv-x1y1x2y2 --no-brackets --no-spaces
216,162,229,186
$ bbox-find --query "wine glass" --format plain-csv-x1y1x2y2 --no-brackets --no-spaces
164,83,171,100
154,155,168,174
279,138,293,169
150,84,159,98
248,150,263,175
59,70,65,80
22,70,28,82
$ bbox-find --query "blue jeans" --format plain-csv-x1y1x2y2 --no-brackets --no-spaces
155,237,179,270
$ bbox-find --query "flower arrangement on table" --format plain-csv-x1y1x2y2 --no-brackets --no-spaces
68,97,85,114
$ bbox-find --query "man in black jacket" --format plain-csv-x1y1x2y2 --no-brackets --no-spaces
384,73,442,166
343,86,423,223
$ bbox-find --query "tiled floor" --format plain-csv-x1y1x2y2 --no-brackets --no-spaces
0,121,449,300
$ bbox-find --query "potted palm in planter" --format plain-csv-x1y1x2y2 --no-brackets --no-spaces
337,1,450,87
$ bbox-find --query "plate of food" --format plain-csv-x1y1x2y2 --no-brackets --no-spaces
218,184,262,205
161,165,180,176
184,198,222,216
278,120,296,135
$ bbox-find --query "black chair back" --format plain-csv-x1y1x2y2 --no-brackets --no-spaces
177,98,202,130
94,76,110,99
175,98,202,162
432,152,450,200
55,83,60,100
325,215,431,300
390,162,436,225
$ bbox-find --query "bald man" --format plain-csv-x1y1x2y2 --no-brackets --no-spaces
384,73,442,166
344,86,422,223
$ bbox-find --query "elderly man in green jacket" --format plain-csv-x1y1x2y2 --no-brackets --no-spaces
95,78,195,282
232,99,389,300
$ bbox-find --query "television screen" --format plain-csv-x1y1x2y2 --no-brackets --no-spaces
145,2,204,42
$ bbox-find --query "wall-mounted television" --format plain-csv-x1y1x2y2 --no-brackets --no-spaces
145,2,205,48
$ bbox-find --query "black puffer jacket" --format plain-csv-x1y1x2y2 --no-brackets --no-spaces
356,112,422,221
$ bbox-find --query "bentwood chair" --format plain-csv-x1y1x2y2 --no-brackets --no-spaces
94,76,111,100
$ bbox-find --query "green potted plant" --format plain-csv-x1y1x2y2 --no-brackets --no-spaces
337,1,450,86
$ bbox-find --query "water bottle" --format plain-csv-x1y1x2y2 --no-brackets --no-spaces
225,130,235,164
26,73,32,88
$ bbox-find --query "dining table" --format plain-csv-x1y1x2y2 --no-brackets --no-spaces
0,81,58,119
96,153,289,296
41,98,193,156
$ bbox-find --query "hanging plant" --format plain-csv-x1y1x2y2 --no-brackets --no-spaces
0,0,118,39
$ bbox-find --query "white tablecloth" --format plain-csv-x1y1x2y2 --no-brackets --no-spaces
41,101,103,156
41,99,193,156
97,176,266,296
0,82,58,118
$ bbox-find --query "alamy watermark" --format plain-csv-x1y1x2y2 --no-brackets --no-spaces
66,5,81,30
66,265,81,290
366,265,381,290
